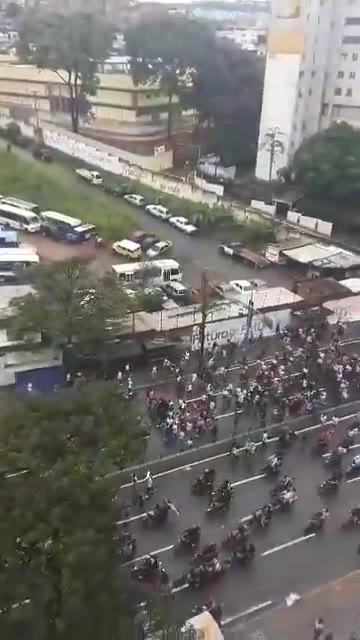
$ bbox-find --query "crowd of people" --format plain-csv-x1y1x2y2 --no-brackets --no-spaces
141,320,360,449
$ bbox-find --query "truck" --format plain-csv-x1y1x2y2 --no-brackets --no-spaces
75,168,103,185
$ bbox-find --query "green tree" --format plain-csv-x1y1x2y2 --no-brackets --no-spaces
288,122,360,201
189,41,264,168
0,382,143,639
7,259,131,367
125,14,214,138
18,10,114,133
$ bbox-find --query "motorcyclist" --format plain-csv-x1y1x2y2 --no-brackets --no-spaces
244,439,257,456
327,468,343,484
265,453,282,472
277,488,298,505
312,508,329,525
230,442,241,458
232,541,256,562
180,525,201,546
274,474,294,493
236,521,250,540
201,468,215,485
150,502,169,524
211,480,232,506
195,542,218,564
252,504,272,527
350,506,360,524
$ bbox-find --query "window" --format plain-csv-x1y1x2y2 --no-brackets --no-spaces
350,71,356,78
299,70,304,77
346,88,353,96
311,70,316,78
353,52,359,60
345,16,360,24
334,87,342,96
337,71,344,78
308,88,312,96
342,53,348,60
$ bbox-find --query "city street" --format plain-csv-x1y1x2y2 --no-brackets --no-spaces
135,338,360,460
116,405,360,626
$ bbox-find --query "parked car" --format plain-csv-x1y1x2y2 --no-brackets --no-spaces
32,146,52,162
218,241,244,258
124,194,145,207
162,281,190,302
75,168,103,185
129,231,158,251
112,239,142,259
145,204,172,220
103,183,131,197
169,216,197,235
146,240,172,258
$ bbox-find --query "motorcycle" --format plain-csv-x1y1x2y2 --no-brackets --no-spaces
131,562,168,588
226,545,256,568
324,453,343,470
191,476,214,496
304,517,326,536
206,500,231,515
142,506,169,528
317,479,339,495
271,493,298,510
248,507,273,529
221,530,248,551
341,514,360,529
173,531,201,555
119,540,136,562
186,561,226,589
269,478,294,498
345,460,360,479
262,462,281,478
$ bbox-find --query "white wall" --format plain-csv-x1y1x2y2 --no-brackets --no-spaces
255,53,301,181
0,117,219,205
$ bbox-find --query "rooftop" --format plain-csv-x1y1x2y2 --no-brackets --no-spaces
283,243,360,269
0,284,33,319
323,295,360,323
340,277,360,294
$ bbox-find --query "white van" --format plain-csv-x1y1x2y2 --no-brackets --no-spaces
112,239,142,259
75,169,103,185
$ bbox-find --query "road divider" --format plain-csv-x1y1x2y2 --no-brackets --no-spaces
116,403,360,489
347,476,360,483
222,600,273,626
261,533,316,558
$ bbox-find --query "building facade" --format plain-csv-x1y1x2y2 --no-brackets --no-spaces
0,62,189,154
256,0,360,181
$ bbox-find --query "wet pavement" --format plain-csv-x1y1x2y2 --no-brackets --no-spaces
236,570,360,640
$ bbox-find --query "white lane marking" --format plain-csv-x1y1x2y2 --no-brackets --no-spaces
347,476,360,483
222,600,273,626
0,599,31,614
172,583,189,593
261,533,316,558
232,474,265,487
323,443,360,458
121,544,174,567
119,408,360,489
117,473,265,525
122,513,253,566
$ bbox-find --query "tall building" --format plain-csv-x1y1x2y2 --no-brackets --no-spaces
255,0,360,182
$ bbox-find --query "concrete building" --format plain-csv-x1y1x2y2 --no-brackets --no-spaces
255,0,360,182
0,62,189,155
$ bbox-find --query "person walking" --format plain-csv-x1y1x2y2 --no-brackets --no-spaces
145,470,154,497
313,617,325,640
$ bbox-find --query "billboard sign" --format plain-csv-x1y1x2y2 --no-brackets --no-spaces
191,310,291,351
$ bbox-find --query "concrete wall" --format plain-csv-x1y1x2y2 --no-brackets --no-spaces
0,116,220,204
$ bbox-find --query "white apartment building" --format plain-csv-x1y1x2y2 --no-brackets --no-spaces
255,0,360,182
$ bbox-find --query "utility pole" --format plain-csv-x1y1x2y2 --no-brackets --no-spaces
198,271,210,375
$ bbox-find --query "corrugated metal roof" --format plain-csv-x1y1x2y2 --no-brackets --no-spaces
312,249,360,269
340,278,360,293
282,243,336,264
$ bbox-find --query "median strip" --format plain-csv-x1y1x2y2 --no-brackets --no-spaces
261,533,316,558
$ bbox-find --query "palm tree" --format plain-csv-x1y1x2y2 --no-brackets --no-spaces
262,127,285,181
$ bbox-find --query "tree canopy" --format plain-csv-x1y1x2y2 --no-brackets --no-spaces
18,10,114,132
124,14,263,165
124,14,214,137
0,382,143,639
288,122,360,202
7,259,130,364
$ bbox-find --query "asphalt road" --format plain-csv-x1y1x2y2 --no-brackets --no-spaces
117,407,360,627
7,142,296,288
137,338,360,460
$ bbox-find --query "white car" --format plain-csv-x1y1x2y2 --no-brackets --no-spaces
145,204,171,220
169,216,197,235
124,194,145,207
146,240,172,258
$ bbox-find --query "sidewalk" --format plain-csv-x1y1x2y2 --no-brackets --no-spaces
234,571,360,640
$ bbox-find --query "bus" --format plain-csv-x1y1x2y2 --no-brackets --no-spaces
40,210,95,242
1,197,40,214
0,249,39,282
0,203,41,233
112,259,182,285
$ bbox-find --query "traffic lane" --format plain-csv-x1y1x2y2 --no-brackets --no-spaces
173,519,360,626
117,407,360,502
120,443,360,568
